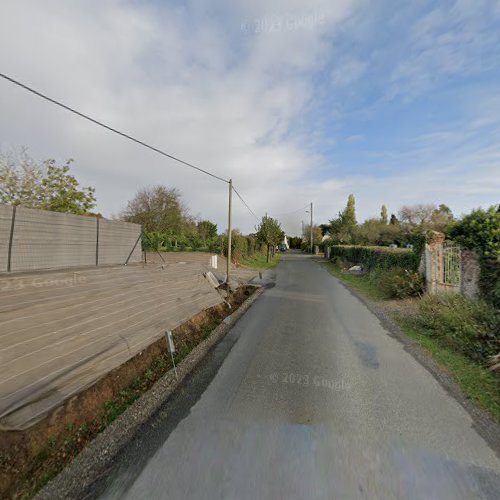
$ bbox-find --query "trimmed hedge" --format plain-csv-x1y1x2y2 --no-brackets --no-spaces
329,245,420,272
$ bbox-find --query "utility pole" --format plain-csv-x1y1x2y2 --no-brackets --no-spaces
226,179,233,284
301,220,304,238
310,202,313,254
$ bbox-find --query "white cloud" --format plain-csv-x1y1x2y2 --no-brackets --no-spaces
0,0,498,235
331,59,367,87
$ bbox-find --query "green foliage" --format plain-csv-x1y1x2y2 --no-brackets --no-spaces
479,258,500,310
329,194,357,244
411,294,499,364
431,204,454,232
329,245,420,272
351,218,400,246
288,236,303,249
256,215,284,261
37,160,96,214
122,185,190,234
447,205,499,259
368,268,424,299
0,150,96,214
390,213,399,225
222,231,264,263
133,188,219,252
302,224,323,250
380,204,388,224
448,205,500,307
197,220,217,242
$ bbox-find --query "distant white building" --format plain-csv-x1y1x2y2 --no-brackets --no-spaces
281,235,289,249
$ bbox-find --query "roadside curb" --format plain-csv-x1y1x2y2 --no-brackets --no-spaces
319,262,500,460
36,286,265,500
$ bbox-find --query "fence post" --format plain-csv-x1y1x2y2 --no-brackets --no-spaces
7,205,17,273
95,216,100,266
141,224,146,264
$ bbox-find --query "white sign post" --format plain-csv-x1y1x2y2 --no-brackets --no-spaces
165,330,178,378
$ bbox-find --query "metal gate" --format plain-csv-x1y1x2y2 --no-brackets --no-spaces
443,244,461,286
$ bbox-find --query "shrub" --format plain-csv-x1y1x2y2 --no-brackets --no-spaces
412,294,499,363
369,268,424,299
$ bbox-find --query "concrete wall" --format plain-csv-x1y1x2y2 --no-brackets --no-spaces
0,204,142,273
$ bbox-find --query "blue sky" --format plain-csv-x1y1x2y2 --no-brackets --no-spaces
0,0,499,234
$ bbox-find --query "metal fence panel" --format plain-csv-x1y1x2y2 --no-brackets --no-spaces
0,204,143,273
0,205,14,272
98,218,142,265
10,207,97,272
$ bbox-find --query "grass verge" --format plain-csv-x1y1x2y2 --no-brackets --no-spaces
240,253,281,269
322,261,500,424
321,261,386,300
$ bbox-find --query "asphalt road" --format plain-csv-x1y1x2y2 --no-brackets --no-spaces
99,252,500,500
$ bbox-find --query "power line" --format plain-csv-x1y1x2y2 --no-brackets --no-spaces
231,185,260,220
270,203,310,217
0,72,229,184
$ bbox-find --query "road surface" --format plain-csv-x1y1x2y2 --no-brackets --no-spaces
99,252,500,500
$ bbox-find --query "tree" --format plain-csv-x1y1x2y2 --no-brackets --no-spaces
256,215,284,262
380,205,388,224
38,160,96,214
0,149,96,214
122,185,190,234
398,203,435,228
319,223,330,237
197,220,217,243
431,204,454,231
390,213,399,225
303,224,323,249
353,218,402,246
329,194,357,244
448,205,499,258
344,194,357,227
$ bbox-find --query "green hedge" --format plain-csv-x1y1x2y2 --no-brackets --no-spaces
142,230,221,253
222,234,265,263
329,245,420,272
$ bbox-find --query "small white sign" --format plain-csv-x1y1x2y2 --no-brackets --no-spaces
165,330,175,353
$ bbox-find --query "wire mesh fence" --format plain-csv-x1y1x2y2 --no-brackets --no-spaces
0,204,142,273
